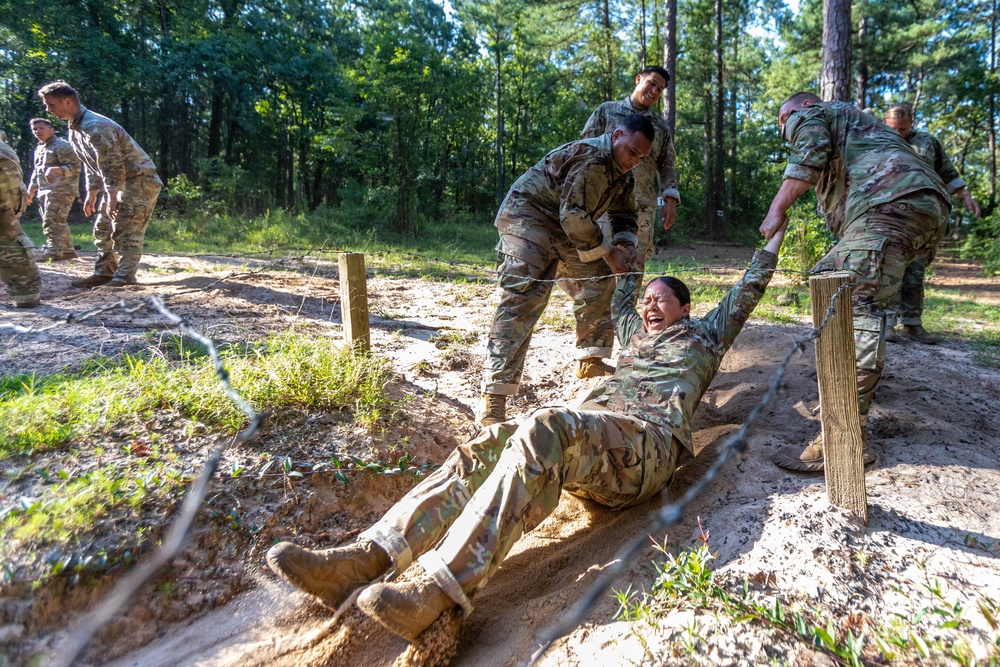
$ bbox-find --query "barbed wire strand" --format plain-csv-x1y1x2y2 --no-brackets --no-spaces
522,280,854,667
49,296,261,667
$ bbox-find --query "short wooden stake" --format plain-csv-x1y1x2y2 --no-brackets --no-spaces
810,271,868,525
339,252,370,352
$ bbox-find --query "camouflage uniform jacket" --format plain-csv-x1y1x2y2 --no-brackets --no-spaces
30,135,81,198
503,134,639,262
0,139,28,216
783,102,950,234
586,249,777,454
581,96,680,207
904,131,966,194
68,106,160,196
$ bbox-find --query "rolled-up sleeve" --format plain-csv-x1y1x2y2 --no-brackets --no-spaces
658,131,681,201
560,159,612,261
783,110,832,186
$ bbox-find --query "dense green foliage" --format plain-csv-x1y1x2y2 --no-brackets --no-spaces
0,0,995,243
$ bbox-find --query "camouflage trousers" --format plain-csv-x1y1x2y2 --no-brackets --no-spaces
884,251,933,328
483,229,616,396
92,175,161,280
813,190,947,414
360,407,679,611
0,209,41,305
38,192,76,255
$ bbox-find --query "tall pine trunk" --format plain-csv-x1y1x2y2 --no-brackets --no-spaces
713,0,725,238
820,0,852,102
662,0,677,137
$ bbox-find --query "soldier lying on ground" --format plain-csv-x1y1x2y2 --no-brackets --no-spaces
266,224,787,643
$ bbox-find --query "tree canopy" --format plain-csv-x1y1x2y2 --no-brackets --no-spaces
1,0,995,240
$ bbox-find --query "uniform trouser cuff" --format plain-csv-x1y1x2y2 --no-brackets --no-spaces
898,317,922,326
575,346,612,360
481,381,518,396
418,551,475,617
360,522,413,573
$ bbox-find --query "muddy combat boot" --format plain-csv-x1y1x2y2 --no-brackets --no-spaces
357,570,456,642
45,250,78,262
575,357,614,378
71,274,113,288
884,326,897,343
109,275,138,287
771,433,877,473
476,393,506,427
902,324,937,345
266,539,391,608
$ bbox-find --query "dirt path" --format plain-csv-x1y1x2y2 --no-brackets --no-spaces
3,246,1000,666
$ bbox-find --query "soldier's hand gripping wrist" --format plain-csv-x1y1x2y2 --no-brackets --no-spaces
605,244,635,275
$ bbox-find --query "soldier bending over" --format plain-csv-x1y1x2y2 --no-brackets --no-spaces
267,226,787,642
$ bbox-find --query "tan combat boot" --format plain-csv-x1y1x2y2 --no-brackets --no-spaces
902,324,937,345
266,539,391,608
771,432,877,473
477,393,506,427
884,326,897,343
575,357,614,378
356,569,456,642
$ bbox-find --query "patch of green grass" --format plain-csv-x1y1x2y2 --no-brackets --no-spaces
2,456,188,549
627,538,1000,667
0,332,397,459
923,290,1000,367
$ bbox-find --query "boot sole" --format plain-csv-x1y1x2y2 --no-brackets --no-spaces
771,449,878,473
356,586,427,642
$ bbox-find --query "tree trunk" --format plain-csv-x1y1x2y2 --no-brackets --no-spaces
855,8,868,109
820,0,852,102
703,92,713,231
713,0,725,237
662,0,677,136
396,117,413,233
208,84,223,159
495,47,505,209
640,0,647,66
601,0,614,100
728,12,738,209
992,0,997,207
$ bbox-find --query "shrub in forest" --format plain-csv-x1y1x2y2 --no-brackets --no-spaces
778,205,836,279
960,207,1000,276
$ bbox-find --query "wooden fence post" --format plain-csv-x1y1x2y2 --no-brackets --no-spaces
810,271,868,524
339,252,370,353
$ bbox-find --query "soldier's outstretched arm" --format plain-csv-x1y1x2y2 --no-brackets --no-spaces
760,178,812,240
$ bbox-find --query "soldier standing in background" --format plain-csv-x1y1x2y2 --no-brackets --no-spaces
25,118,81,261
0,132,42,308
576,65,681,377
761,93,951,472
265,224,788,643
882,103,982,345
37,81,162,287
474,114,654,427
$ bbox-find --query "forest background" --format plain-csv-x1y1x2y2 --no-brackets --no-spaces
0,0,997,265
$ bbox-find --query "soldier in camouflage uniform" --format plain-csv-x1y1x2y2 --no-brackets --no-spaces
475,113,655,427
574,65,681,379
0,133,42,308
38,81,162,287
266,226,787,641
25,118,81,260
881,104,981,345
762,93,951,472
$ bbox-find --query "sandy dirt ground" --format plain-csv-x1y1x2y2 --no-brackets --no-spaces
2,244,999,666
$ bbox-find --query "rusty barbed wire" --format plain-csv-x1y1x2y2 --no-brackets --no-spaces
522,280,855,667
47,296,262,667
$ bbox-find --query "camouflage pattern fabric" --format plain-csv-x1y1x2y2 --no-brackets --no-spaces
783,102,950,235
360,250,776,600
91,175,161,279
482,135,639,395
0,139,41,304
31,136,80,255
591,248,778,454
581,96,680,208
813,190,947,414
885,130,966,328
68,107,162,281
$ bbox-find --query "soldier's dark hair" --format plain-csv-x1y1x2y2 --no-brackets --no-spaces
37,81,79,103
647,276,691,308
617,114,655,142
29,118,53,129
638,65,670,85
885,103,913,121
782,91,822,107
